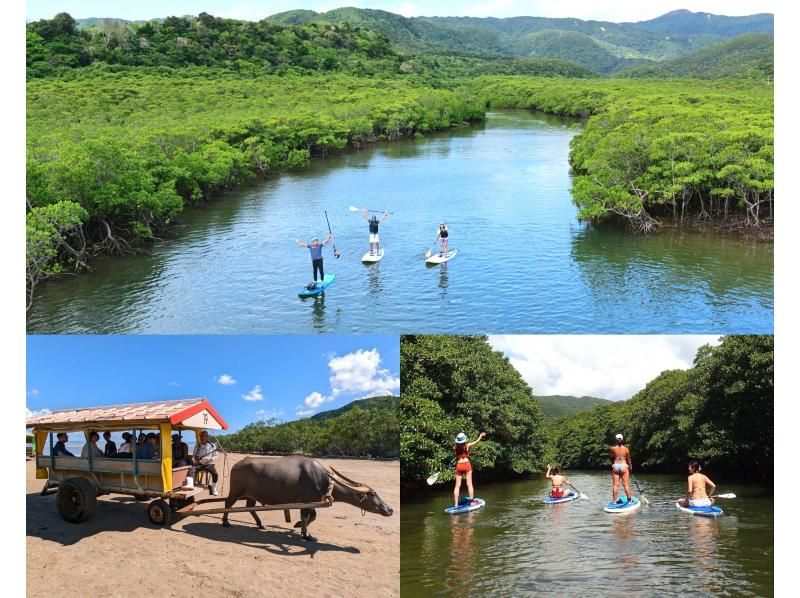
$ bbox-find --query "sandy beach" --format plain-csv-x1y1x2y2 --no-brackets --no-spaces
27,454,399,597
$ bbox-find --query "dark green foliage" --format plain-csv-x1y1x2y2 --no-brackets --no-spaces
620,34,773,80
401,335,548,487
537,395,612,419
218,396,399,458
552,336,773,481
28,13,401,78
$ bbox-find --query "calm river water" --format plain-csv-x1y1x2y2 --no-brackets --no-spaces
27,111,773,334
401,472,773,596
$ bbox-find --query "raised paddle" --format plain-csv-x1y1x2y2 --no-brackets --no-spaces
632,474,650,505
710,493,737,499
567,482,588,500
349,206,394,214
324,210,340,259
425,234,441,259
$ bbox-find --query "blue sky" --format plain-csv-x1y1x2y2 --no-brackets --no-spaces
26,335,399,432
26,1,775,22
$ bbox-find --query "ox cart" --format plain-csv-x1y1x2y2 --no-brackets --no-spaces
26,399,330,526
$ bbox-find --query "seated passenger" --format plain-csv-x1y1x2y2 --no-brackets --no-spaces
53,432,75,457
171,433,191,467
116,432,134,457
136,433,159,460
81,431,103,458
103,431,117,457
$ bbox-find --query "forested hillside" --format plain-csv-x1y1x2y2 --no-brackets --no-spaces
218,396,399,458
620,33,773,80
537,395,612,419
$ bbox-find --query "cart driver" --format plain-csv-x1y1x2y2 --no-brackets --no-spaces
182,430,219,496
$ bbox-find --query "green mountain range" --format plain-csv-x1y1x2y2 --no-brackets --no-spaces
265,8,773,74
537,395,613,419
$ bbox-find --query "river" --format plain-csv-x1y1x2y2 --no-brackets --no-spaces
27,110,773,334
401,472,773,596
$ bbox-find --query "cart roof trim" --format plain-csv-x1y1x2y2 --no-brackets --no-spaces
25,398,229,431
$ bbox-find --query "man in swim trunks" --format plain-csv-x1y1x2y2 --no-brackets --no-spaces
678,462,717,507
453,431,486,508
610,433,633,504
294,235,333,286
545,464,570,498
363,210,388,255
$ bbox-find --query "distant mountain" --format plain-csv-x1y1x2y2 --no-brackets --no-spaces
310,395,399,421
620,33,773,80
629,9,773,36
267,8,773,74
537,395,613,419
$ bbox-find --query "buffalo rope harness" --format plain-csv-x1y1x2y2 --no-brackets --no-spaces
324,465,375,516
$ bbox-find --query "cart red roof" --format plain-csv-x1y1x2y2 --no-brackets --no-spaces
25,398,228,431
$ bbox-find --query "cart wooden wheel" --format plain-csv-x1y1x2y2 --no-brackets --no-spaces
147,499,172,526
56,477,97,523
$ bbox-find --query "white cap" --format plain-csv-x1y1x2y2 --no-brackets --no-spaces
615,433,624,440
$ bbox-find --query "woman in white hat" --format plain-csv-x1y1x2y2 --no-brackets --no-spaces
610,433,633,504
453,431,486,508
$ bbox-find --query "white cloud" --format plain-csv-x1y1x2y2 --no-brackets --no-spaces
26,406,52,419
168,381,180,387
327,348,400,398
255,408,283,420
241,385,264,401
488,335,721,401
215,374,237,385
296,407,317,418
303,391,331,408
26,388,40,397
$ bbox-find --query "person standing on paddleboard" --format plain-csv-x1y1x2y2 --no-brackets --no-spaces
545,464,571,498
453,431,486,508
294,235,333,287
678,462,717,508
438,223,449,257
610,433,633,504
363,210,388,256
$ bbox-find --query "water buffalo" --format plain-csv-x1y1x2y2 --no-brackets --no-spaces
221,455,394,541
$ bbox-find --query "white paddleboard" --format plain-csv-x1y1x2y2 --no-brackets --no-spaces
426,248,457,264
675,501,724,517
362,248,384,263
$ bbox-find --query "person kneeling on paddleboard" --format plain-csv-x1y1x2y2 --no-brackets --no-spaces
294,235,333,288
678,462,717,508
438,223,449,257
610,433,633,504
453,431,486,508
364,210,388,255
545,464,570,498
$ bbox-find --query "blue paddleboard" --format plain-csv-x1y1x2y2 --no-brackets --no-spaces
298,273,335,298
676,501,724,517
604,497,641,514
543,491,578,504
445,497,485,514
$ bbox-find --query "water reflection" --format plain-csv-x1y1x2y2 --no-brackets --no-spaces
444,516,477,594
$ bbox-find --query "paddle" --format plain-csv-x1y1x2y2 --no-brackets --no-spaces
427,458,456,485
425,234,441,259
567,482,588,500
631,474,650,505
348,206,394,214
324,210,340,259
711,493,737,499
